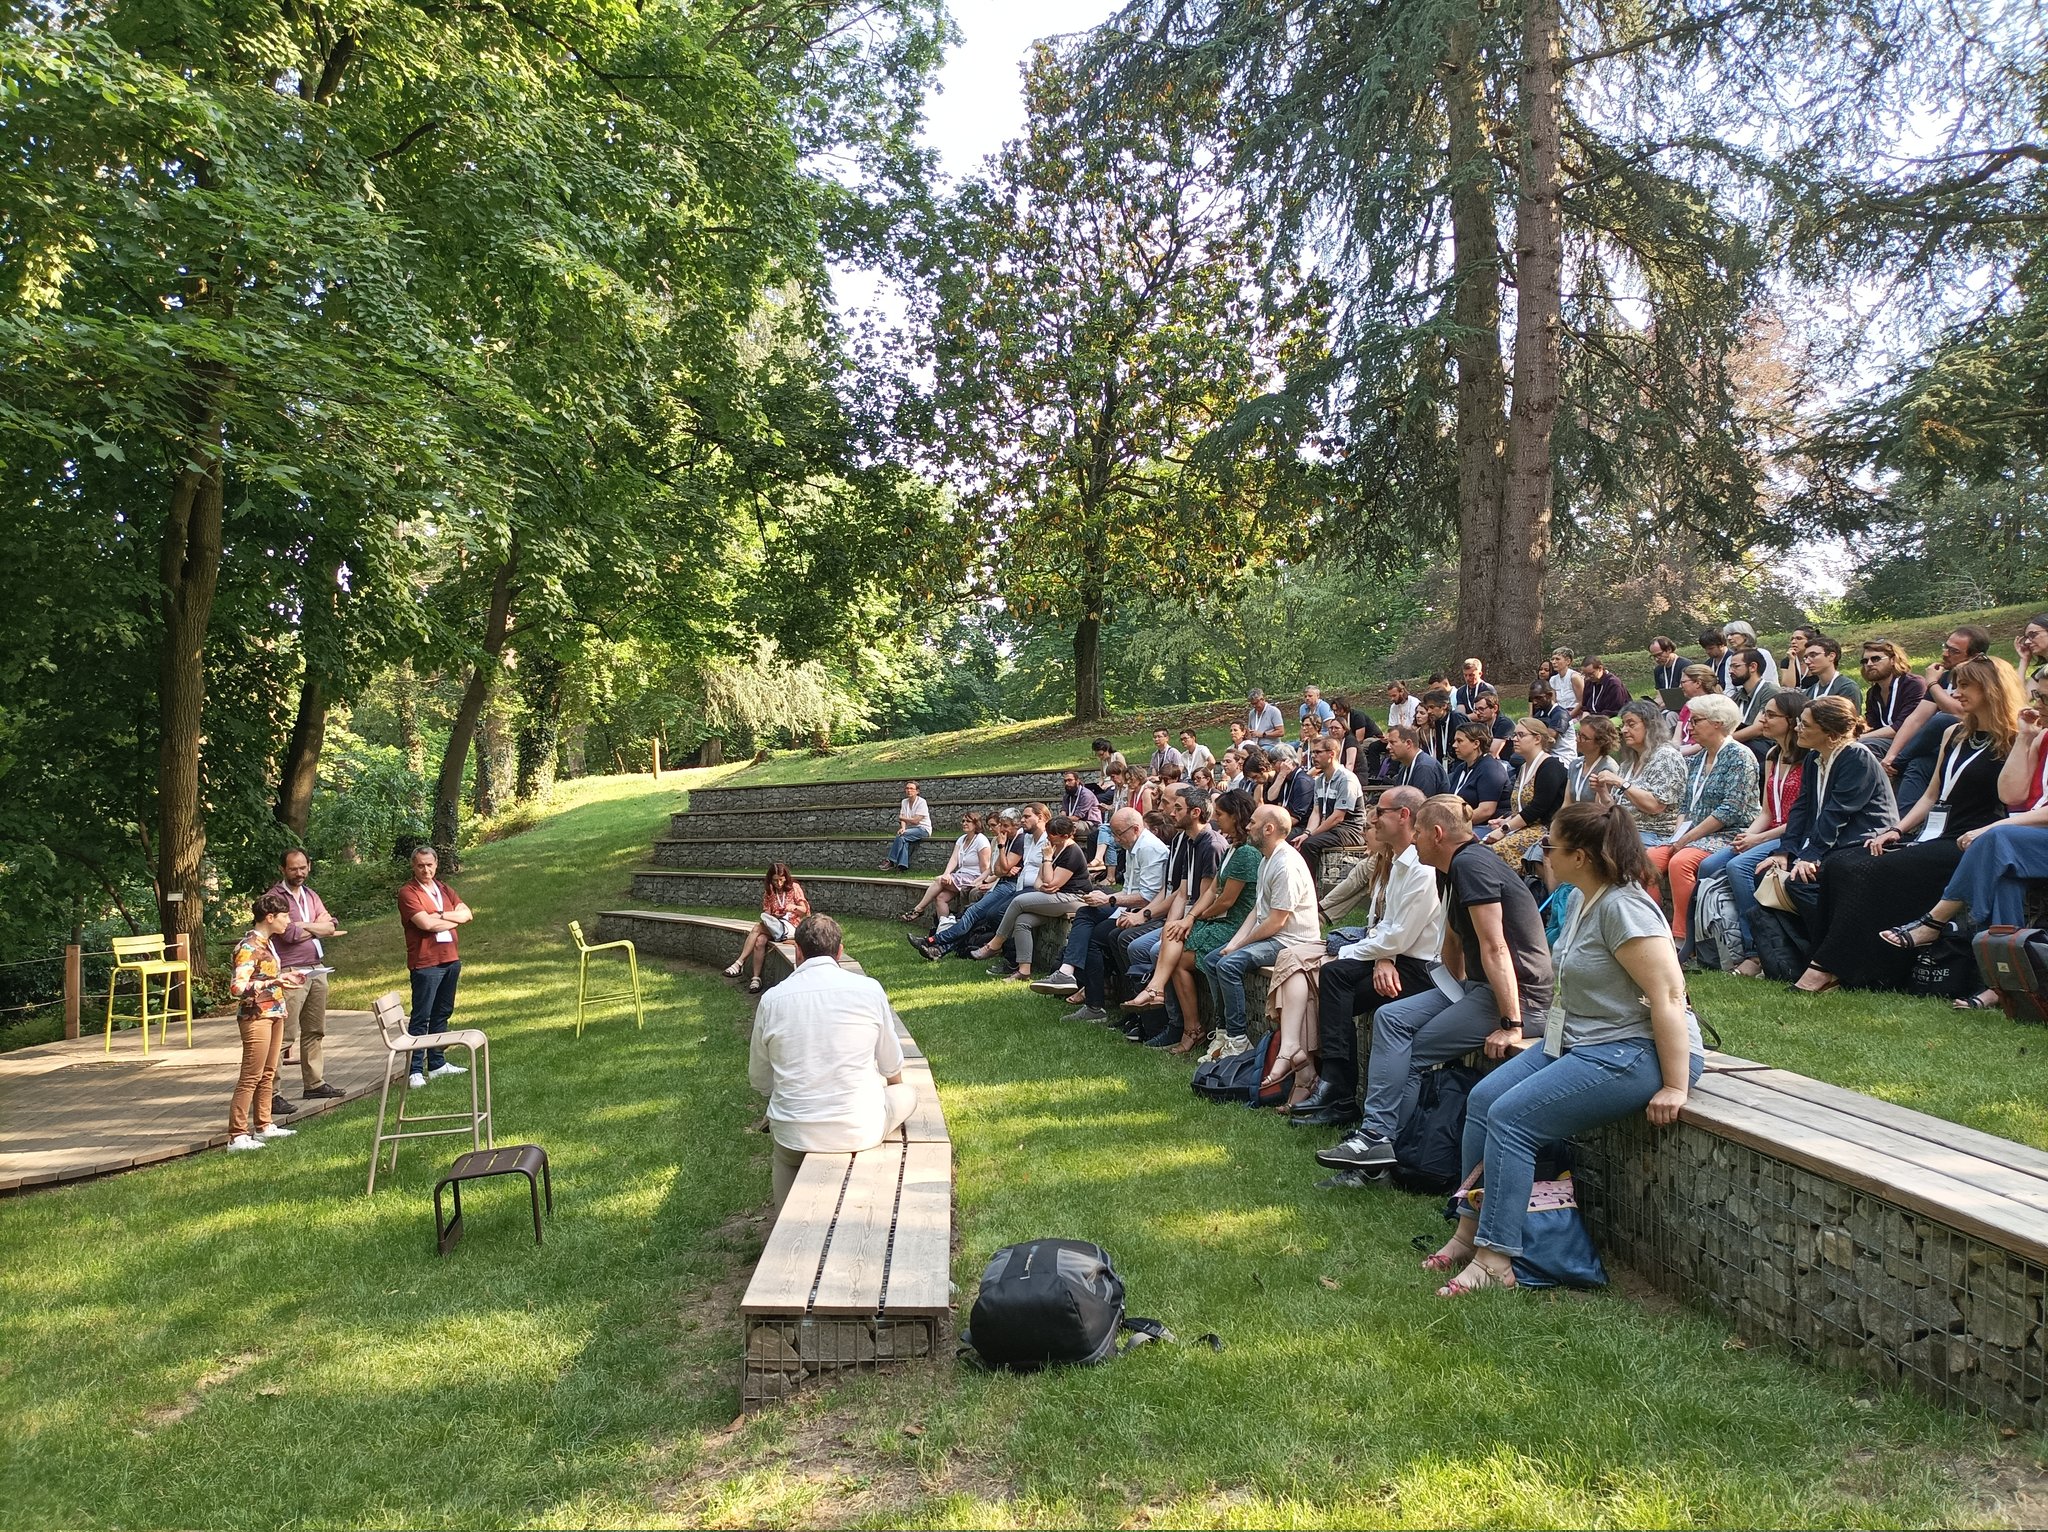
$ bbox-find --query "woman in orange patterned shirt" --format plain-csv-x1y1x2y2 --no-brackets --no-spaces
227,892,303,1151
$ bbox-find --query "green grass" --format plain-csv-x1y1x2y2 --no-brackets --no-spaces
716,600,2046,792
6,771,2047,1527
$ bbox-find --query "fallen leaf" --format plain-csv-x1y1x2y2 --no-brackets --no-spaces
903,1424,925,1438
257,1384,285,1397
1722,1335,1750,1350
1318,1275,1341,1291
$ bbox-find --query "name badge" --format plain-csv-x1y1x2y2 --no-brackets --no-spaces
434,929,454,944
1917,808,1948,844
1544,1004,1566,1058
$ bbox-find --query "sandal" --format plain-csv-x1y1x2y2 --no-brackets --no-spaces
1260,1048,1307,1093
1422,1238,1474,1274
1731,958,1763,979
1437,1258,1517,1297
722,962,743,978
1165,1027,1205,1056
899,910,924,923
1124,989,1167,1012
1789,969,1838,995
1954,989,2002,1011
745,977,763,995
1880,916,1952,950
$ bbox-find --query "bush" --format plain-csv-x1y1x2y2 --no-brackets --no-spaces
307,729,429,867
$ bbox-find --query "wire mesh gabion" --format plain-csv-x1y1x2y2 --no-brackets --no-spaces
742,1316,940,1410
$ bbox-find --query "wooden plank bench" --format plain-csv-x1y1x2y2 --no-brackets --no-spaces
1574,1063,2048,1427
740,1017,952,1410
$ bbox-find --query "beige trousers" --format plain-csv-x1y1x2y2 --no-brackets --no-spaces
769,1083,919,1212
282,969,329,1089
229,1014,283,1137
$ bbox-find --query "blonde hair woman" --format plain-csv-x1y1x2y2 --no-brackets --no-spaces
1483,718,1568,866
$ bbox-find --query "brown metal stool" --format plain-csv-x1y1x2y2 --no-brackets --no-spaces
433,1144,551,1254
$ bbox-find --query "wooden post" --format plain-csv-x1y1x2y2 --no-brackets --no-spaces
651,737,663,781
63,943,81,1041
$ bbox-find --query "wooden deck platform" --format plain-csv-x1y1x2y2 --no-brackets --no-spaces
0,1009,385,1193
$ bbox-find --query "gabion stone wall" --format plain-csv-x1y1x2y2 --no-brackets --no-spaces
1574,1114,2048,1427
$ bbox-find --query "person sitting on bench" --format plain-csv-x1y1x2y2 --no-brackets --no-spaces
747,914,916,1213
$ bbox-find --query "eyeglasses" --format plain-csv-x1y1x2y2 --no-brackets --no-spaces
1539,835,1555,853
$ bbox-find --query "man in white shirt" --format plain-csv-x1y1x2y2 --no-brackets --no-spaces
1294,737,1368,880
1384,680,1420,731
1288,787,1444,1127
749,915,916,1211
1199,804,1319,1054
1031,808,1171,1020
1178,728,1216,776
1246,689,1285,743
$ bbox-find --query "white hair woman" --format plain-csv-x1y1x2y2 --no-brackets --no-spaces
1644,693,1758,946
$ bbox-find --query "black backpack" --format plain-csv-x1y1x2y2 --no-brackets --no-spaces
960,1240,1169,1370
1190,1033,1290,1106
1391,1061,1481,1194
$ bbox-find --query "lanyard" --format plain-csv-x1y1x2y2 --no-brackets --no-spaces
422,879,444,913
1937,735,1989,806
1516,757,1539,808
1880,677,1905,729
1687,748,1719,818
1766,760,1794,824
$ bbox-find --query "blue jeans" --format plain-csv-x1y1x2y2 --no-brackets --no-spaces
1943,823,2048,929
408,959,461,1074
1720,838,1781,957
941,880,1017,954
1094,822,1121,878
1198,936,1281,1036
1359,982,1510,1141
886,826,929,869
1462,1040,1704,1255
1125,926,1162,988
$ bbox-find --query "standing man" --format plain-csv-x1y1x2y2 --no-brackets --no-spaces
398,845,473,1089
1295,736,1367,879
749,915,916,1212
1247,688,1286,744
1148,728,1185,779
1199,804,1320,1056
1450,659,1496,716
1289,786,1444,1129
269,849,346,1104
1799,636,1862,706
1317,795,1555,1175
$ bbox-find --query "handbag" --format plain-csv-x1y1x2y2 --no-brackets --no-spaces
1449,1161,1607,1288
760,911,794,942
1755,865,1796,912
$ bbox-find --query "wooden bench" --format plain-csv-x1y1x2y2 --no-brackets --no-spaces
1575,1061,2048,1427
740,1016,952,1409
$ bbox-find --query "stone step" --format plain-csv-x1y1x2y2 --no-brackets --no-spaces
671,800,1024,839
629,868,925,921
651,835,912,872
688,767,1070,815
594,910,803,983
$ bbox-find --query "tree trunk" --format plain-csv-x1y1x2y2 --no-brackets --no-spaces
1073,604,1105,723
432,546,517,850
1443,20,1513,682
515,649,565,799
154,421,226,971
1499,0,1564,679
395,657,424,778
471,686,502,819
274,673,327,839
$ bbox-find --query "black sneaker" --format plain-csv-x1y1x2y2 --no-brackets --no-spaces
985,962,1020,979
270,1094,296,1118
1315,1130,1395,1171
1316,1168,1393,1190
1060,1005,1106,1023
907,932,942,962
301,1082,346,1100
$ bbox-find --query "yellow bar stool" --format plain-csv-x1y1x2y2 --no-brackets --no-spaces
569,920,645,1036
104,934,194,1055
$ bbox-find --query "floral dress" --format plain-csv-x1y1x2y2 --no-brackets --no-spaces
1676,745,1761,854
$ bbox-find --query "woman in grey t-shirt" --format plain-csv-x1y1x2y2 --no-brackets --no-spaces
1426,800,1703,1296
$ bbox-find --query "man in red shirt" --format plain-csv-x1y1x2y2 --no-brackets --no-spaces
397,845,474,1088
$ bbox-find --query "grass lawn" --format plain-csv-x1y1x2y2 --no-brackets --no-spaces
5,772,2046,1528
715,600,2046,793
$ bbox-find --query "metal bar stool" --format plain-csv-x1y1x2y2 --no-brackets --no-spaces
104,934,193,1054
366,991,493,1194
568,920,645,1036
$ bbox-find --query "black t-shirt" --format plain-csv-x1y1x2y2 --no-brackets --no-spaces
1001,831,1026,875
1441,839,1554,1019
1045,841,1094,894
1180,825,1227,902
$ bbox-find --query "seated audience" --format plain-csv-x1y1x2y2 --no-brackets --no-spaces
749,914,917,1212
1859,639,1927,751
1130,789,1262,1052
1800,635,1862,706
1091,760,1131,874
1419,688,1464,758
1720,620,1777,690
1648,637,1685,694
1446,722,1511,827
1643,695,1759,946
1674,664,1722,756
1450,658,1497,715
1122,785,1229,1044
1284,787,1444,1129
1547,649,1585,716
1317,795,1554,1175
726,864,811,994
881,780,931,871
1576,657,1630,717
1705,692,1807,978
1384,724,1449,795
1385,679,1421,731
1227,719,1251,753
1700,627,1734,690
1424,801,1702,1296
1468,693,1516,757
1569,715,1621,803
1781,626,1816,690
1030,807,1171,1020
1295,736,1368,878
919,806,1044,960
1341,710,1385,780
1091,738,1125,796
1190,762,1216,789
2018,613,2048,681
1751,696,1900,975
902,815,990,930
1729,647,1782,760
1587,700,1686,846
1300,685,1335,726
1180,728,1216,776
1882,626,1990,807
1248,688,1286,743
1148,728,1184,779
1481,717,1568,866
1059,769,1103,836
1256,742,1315,826
1787,657,2018,994
1526,681,1570,750
1197,804,1319,1057
1887,666,2048,1008
970,813,1094,980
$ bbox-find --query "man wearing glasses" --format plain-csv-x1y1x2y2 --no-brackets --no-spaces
1881,626,1991,805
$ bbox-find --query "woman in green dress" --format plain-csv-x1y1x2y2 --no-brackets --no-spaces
1125,788,1262,1054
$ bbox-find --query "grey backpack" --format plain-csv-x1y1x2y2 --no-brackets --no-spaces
1693,873,1746,972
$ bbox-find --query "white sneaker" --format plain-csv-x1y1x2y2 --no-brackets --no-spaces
428,1061,467,1078
257,1123,296,1139
227,1134,266,1151
408,1071,427,1089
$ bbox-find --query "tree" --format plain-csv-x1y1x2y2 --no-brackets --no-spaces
916,45,1330,722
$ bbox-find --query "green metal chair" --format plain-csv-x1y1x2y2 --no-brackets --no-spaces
569,920,645,1036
